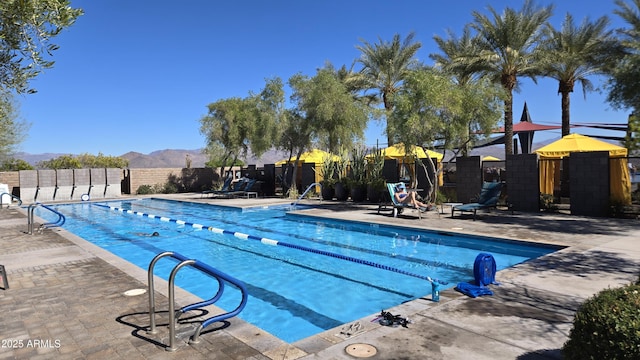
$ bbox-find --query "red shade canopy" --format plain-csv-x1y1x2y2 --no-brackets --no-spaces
495,121,561,134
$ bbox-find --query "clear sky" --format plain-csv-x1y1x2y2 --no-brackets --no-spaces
16,0,630,156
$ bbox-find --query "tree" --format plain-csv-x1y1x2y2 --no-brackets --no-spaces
606,1,640,127
355,32,422,146
0,158,33,171
279,68,368,195
431,27,483,88
431,27,493,156
36,153,128,169
390,67,504,198
247,77,285,157
200,97,252,178
541,13,620,137
200,78,285,178
469,0,553,157
297,67,368,154
0,92,29,162
0,0,83,94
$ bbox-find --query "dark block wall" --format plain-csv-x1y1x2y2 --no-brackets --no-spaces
506,154,539,212
456,156,482,203
570,152,610,217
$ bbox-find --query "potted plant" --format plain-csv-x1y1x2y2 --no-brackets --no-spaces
334,152,350,201
349,147,368,202
319,155,336,200
366,147,386,203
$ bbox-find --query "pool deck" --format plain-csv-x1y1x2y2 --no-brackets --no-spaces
1,194,639,359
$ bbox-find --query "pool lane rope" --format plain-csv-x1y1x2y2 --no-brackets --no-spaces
92,203,447,285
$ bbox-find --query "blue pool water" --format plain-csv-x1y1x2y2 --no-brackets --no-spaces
36,198,558,343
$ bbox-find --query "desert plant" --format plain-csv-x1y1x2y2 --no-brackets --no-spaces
562,281,640,360
287,186,299,200
539,193,557,212
136,185,154,195
319,155,336,187
349,146,368,187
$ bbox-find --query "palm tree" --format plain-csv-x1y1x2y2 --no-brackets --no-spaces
469,0,553,157
355,32,422,146
542,13,619,137
431,27,482,87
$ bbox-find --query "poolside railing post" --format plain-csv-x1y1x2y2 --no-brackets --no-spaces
431,281,440,302
167,259,195,352
147,251,174,335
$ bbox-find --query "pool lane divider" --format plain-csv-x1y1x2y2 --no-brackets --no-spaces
92,203,447,285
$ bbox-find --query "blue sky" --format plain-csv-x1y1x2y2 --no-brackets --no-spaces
17,0,630,156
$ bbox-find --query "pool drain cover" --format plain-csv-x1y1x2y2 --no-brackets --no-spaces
123,288,146,296
345,343,377,358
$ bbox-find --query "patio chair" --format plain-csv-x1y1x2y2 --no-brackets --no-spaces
231,179,259,198
201,176,233,198
210,178,249,198
378,182,422,219
451,182,502,220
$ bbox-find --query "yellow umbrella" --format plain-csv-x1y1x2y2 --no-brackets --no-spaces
275,149,339,166
482,156,501,161
535,133,627,158
373,143,443,161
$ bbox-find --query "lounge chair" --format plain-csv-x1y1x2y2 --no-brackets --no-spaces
201,177,233,198
209,178,249,198
378,182,422,219
451,182,502,220
231,179,258,198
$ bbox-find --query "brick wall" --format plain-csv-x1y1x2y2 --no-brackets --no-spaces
124,167,219,194
0,171,19,196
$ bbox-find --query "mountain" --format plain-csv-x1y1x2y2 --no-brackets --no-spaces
16,149,290,168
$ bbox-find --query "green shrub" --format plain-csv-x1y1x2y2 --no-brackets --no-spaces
162,182,178,194
563,282,640,360
136,185,154,195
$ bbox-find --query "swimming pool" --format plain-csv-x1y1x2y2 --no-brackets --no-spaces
36,198,558,343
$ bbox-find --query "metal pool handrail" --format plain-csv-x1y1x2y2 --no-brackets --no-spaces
27,202,66,234
0,192,21,208
147,251,248,351
291,182,321,209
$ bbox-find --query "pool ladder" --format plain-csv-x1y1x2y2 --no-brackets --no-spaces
27,202,66,234
291,182,322,209
147,251,248,351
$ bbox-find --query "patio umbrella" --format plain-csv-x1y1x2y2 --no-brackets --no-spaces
376,143,443,161
482,156,501,161
534,133,627,158
275,149,339,166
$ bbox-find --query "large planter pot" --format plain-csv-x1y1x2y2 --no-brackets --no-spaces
350,184,367,203
321,184,334,200
334,182,349,201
